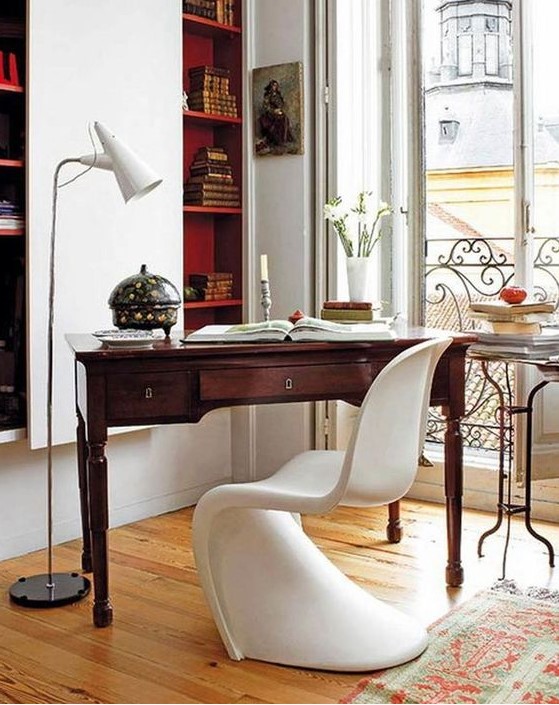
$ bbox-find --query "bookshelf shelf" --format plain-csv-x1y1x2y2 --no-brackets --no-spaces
184,298,243,310
183,205,241,215
0,83,23,94
0,158,23,168
183,14,241,38
183,110,242,127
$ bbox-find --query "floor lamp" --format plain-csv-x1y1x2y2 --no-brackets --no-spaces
9,121,162,607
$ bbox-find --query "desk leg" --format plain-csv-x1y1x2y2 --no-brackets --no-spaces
88,440,113,627
76,413,92,573
444,414,464,587
387,501,402,542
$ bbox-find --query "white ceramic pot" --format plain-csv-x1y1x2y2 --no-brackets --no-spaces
346,256,372,302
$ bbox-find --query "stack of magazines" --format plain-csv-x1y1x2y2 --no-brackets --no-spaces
469,328,559,360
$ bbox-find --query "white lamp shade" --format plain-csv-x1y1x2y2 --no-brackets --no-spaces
81,121,163,203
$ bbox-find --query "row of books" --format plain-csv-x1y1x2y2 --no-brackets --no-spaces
187,65,238,117
187,93,237,117
183,0,236,25
189,65,230,94
0,199,23,229
188,272,234,301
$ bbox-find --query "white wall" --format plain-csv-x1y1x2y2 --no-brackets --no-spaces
0,0,232,561
245,0,316,478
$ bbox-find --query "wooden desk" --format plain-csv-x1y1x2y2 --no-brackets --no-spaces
67,327,476,628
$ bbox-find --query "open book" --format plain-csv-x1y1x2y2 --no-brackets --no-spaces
182,317,396,343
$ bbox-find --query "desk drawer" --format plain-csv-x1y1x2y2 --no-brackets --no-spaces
200,364,371,401
106,372,190,421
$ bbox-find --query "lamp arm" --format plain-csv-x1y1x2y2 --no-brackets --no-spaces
79,153,112,170
46,156,84,584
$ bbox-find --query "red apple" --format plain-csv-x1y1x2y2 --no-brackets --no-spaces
499,286,528,304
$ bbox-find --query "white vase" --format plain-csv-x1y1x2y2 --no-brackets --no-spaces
346,257,372,302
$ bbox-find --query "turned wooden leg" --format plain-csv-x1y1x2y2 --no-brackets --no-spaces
444,416,464,587
386,501,402,543
88,440,113,627
77,413,92,573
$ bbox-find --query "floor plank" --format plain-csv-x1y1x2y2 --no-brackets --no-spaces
0,499,557,704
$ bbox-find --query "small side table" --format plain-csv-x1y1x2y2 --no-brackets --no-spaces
475,357,555,578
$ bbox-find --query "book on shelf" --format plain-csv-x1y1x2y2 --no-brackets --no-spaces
189,65,230,78
183,317,395,344
200,292,233,301
187,174,234,184
190,167,233,177
195,146,228,161
184,183,239,194
184,198,240,207
469,300,556,316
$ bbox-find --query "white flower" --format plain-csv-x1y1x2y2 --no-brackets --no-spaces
324,191,392,258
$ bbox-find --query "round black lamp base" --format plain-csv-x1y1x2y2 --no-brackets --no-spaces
9,572,91,608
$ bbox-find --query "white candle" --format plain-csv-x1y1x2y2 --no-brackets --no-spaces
260,254,269,281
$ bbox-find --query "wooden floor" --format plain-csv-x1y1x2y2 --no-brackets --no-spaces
1,500,558,704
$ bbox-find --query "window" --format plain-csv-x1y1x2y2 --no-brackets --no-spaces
329,0,559,486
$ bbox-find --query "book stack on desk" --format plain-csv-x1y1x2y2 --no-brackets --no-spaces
320,300,374,324
468,299,555,336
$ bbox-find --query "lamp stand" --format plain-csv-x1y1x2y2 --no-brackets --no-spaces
9,158,91,608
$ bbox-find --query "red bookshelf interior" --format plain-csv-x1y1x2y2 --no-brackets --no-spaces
183,4,243,329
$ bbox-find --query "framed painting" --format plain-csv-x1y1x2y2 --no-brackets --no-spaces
253,61,304,156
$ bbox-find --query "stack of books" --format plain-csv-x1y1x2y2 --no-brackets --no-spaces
320,300,374,324
184,147,240,207
469,328,559,360
189,272,233,301
188,65,237,117
469,299,556,336
0,199,23,230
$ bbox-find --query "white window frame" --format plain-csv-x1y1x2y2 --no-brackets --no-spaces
321,0,559,515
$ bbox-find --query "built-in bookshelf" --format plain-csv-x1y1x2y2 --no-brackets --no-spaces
0,0,25,438
182,1,243,330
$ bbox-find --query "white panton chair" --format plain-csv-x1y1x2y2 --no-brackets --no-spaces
193,337,453,671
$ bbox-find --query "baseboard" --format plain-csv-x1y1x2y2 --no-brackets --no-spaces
409,460,559,523
0,476,229,562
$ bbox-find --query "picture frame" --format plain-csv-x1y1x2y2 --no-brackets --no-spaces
253,61,304,156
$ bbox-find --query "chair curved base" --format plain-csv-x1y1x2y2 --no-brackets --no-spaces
194,506,428,672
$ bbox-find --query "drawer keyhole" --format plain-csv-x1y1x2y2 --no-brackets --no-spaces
145,386,154,399
285,378,293,390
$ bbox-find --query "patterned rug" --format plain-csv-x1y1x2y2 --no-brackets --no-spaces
342,581,559,704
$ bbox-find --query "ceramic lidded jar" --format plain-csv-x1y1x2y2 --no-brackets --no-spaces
108,264,181,336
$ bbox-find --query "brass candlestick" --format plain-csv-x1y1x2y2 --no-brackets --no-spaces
260,279,272,321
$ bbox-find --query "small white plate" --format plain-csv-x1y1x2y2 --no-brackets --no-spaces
93,329,156,348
